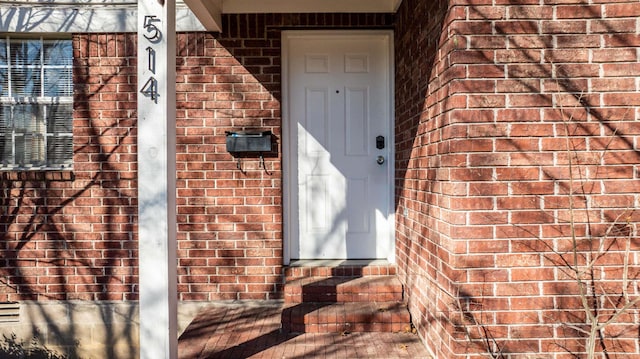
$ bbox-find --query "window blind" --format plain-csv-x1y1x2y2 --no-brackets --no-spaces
0,37,73,170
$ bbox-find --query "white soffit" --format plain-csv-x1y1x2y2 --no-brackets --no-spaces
186,0,402,31
183,0,221,32
0,1,206,32
0,0,401,33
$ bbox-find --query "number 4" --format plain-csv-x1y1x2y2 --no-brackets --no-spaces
140,77,159,102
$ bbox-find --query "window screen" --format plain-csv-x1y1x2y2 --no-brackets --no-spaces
0,37,73,170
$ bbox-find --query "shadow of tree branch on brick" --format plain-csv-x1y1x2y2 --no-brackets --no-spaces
465,67,640,359
0,32,139,358
394,1,640,358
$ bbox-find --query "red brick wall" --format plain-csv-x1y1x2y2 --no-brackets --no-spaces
395,0,640,357
2,5,638,356
0,34,138,301
175,14,393,301
173,30,284,301
0,14,393,302
395,0,464,356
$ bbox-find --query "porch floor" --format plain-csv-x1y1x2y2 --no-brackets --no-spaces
178,301,431,359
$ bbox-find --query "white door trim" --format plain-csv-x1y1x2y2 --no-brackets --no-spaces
282,29,395,265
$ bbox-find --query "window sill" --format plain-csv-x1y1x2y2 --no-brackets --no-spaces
0,170,75,181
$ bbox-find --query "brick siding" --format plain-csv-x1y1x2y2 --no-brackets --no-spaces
395,0,640,357
0,34,139,301
175,14,392,301
0,14,392,302
1,3,638,357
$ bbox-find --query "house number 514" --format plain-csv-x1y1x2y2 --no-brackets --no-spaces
140,15,161,102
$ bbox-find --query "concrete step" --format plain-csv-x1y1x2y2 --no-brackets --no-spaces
281,301,412,334
284,275,403,304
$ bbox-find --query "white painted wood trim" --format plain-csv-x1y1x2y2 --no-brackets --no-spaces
0,0,402,33
281,31,292,265
182,0,222,32
281,30,396,264
384,31,396,264
137,0,178,357
0,3,205,32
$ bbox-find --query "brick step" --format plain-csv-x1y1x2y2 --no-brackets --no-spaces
281,301,411,334
284,275,403,304
284,260,397,281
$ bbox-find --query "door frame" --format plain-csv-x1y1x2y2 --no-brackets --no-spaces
281,29,396,265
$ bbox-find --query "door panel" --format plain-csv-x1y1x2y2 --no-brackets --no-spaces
304,88,329,154
284,31,393,261
345,87,369,156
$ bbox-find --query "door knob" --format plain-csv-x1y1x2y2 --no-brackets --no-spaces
377,155,385,165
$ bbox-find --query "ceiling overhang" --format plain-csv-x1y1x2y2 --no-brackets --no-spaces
183,0,222,32
185,0,403,32
0,0,401,33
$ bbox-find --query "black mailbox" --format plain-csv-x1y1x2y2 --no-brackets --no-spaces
225,131,272,153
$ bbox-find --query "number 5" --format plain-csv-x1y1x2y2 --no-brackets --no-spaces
143,15,161,42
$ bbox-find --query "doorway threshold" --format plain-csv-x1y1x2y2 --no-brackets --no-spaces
288,259,392,267
284,259,397,281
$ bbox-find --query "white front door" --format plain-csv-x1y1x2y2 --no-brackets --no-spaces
283,31,394,261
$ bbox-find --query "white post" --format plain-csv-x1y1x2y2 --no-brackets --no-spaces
137,0,177,357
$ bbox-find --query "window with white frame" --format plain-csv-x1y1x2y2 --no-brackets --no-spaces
0,37,73,170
